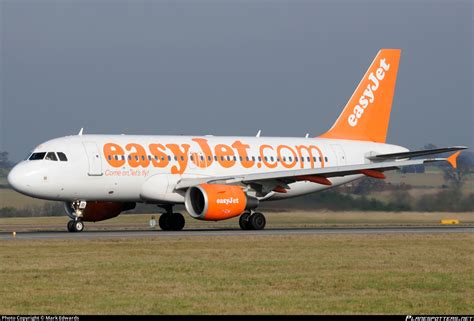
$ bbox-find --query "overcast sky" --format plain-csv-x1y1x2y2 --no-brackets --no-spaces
1,0,472,161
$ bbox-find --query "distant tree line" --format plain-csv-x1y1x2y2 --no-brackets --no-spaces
261,189,474,212
0,151,13,169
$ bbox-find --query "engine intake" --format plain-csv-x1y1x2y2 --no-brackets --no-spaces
185,184,259,221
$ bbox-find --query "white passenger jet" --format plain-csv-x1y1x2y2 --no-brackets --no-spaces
8,49,466,232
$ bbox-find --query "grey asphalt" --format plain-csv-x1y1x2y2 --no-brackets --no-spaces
1,226,472,240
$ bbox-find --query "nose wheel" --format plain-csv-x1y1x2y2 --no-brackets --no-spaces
67,219,84,232
239,211,266,230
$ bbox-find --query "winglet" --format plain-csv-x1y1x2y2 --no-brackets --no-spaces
446,151,461,169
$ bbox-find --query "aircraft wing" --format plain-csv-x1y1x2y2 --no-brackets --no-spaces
367,146,467,160
175,151,462,193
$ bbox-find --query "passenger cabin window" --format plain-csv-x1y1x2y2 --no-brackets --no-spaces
45,152,58,161
57,152,68,161
29,152,46,160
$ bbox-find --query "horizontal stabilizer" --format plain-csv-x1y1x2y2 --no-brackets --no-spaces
367,146,467,160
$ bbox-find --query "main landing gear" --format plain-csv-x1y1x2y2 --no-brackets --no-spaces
67,200,86,233
239,211,266,230
158,205,185,231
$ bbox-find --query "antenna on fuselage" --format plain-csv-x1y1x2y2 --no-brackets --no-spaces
305,133,309,138
78,128,84,136
256,130,262,138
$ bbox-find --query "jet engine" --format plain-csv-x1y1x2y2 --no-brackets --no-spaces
64,201,136,222
185,184,259,221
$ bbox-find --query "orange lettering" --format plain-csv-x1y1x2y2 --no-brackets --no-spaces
104,143,125,168
166,144,190,174
232,140,255,168
260,145,277,168
126,143,150,168
149,143,169,168
277,145,297,169
295,145,324,168
192,138,213,168
215,144,235,168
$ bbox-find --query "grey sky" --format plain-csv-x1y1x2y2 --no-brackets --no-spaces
1,0,472,161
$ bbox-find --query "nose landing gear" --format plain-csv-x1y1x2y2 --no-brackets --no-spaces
67,200,87,233
67,219,84,232
239,211,266,230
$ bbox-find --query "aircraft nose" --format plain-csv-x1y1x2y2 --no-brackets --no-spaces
7,165,30,193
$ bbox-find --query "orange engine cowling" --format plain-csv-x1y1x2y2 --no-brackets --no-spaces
64,201,136,222
185,184,259,221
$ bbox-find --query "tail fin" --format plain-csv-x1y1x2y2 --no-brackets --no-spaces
319,49,401,143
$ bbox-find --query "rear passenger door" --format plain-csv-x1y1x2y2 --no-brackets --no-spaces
82,142,103,176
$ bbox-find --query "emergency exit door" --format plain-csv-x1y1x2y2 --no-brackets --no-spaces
331,144,347,166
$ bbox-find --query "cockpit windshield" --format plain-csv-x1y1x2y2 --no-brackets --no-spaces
28,152,68,161
57,152,68,161
29,152,46,160
45,152,58,161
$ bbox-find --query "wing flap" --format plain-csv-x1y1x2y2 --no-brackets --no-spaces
175,158,447,190
368,146,467,160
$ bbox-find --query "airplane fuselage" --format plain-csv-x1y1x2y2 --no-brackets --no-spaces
8,134,407,203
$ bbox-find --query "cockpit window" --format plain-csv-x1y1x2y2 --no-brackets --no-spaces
57,152,68,161
29,152,46,160
45,152,58,161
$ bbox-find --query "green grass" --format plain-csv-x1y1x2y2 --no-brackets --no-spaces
0,233,472,314
0,188,50,208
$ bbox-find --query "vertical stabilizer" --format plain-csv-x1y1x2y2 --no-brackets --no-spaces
319,49,401,143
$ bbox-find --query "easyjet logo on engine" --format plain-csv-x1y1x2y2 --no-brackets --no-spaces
348,58,390,127
103,138,326,175
216,198,240,205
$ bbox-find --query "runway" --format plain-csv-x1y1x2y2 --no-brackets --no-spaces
1,226,473,240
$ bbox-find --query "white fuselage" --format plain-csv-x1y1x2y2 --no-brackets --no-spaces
8,134,408,204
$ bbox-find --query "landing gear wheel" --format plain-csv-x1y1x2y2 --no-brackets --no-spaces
249,212,266,230
170,213,185,231
67,220,75,232
74,220,84,232
159,213,185,231
159,213,172,231
239,212,251,230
